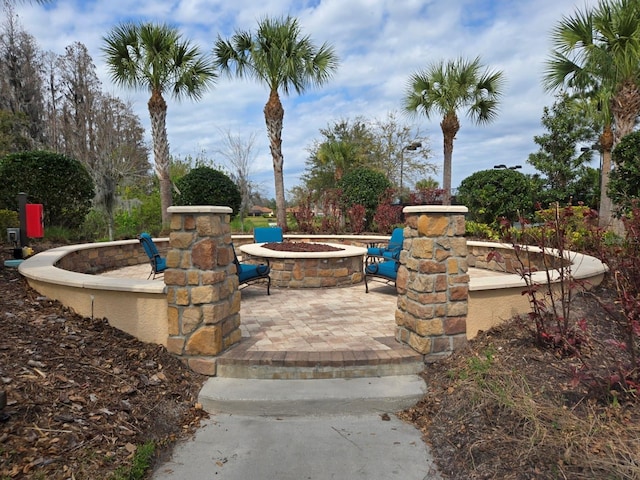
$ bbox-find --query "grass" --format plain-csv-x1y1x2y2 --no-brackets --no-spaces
108,441,155,480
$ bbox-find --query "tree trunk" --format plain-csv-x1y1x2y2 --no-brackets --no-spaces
148,90,172,228
440,112,460,206
598,124,614,229
264,89,286,229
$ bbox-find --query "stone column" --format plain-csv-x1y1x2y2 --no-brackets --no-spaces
396,206,469,361
164,206,241,376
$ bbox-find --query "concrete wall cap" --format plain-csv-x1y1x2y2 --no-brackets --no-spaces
403,205,468,214
168,206,233,214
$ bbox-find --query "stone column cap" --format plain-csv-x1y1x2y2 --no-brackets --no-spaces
403,205,468,214
168,206,233,214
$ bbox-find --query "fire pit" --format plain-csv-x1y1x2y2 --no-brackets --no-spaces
239,242,367,288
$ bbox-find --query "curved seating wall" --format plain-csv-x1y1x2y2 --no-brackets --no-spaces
17,236,607,346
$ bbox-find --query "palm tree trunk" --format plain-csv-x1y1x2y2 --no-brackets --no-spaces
440,113,459,206
148,91,172,228
264,89,286,229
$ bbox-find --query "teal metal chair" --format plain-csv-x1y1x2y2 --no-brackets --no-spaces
367,227,404,260
253,227,283,243
138,233,167,279
232,245,271,295
364,259,400,293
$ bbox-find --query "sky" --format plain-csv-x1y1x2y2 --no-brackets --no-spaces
14,0,599,200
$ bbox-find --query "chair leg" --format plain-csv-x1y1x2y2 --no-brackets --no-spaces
266,276,271,295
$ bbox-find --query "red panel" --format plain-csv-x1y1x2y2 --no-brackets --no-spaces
25,204,44,238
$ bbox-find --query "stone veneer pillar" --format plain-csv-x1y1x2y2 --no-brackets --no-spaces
164,206,241,376
396,206,469,361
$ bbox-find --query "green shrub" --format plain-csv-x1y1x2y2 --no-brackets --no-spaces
0,209,19,243
457,169,534,226
174,166,241,214
0,150,94,230
465,221,500,240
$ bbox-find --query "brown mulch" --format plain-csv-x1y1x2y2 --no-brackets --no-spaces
399,281,640,479
1,241,639,479
0,245,208,479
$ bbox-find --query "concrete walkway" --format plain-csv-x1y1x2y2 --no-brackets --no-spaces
151,376,443,480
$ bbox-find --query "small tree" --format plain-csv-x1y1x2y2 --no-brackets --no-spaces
608,130,640,215
0,150,94,229
173,166,241,215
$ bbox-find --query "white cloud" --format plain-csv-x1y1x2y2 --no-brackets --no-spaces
13,0,600,199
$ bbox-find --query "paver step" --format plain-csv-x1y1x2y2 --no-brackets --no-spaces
198,375,428,416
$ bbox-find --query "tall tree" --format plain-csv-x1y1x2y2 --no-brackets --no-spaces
214,15,339,229
403,56,504,205
527,94,598,207
543,0,640,228
0,7,45,146
302,115,432,197
103,23,217,226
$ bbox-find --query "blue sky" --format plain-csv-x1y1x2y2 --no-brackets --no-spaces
15,0,599,199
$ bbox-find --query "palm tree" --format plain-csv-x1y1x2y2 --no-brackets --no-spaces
543,0,640,227
404,57,503,205
214,16,339,229
102,23,217,226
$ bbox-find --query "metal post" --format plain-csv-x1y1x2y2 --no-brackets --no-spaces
17,193,27,248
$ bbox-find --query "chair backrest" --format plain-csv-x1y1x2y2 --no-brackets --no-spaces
139,232,160,259
254,227,283,243
388,227,404,249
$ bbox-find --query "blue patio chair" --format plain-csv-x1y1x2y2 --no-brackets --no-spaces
367,227,404,260
138,233,167,280
232,244,271,295
253,226,283,243
364,259,400,293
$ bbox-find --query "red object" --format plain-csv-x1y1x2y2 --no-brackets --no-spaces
25,203,44,238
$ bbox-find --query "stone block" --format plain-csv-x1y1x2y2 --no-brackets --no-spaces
416,318,444,336
444,316,467,335
170,231,196,249
187,270,200,285
179,251,192,269
408,333,432,354
188,357,217,376
417,214,448,237
191,285,220,304
405,299,435,319
223,328,242,349
432,336,452,353
181,307,202,334
217,246,232,266
411,238,434,259
170,214,183,231
222,314,241,336
447,301,468,317
184,215,196,230
167,307,180,336
164,269,186,286
185,325,223,355
202,270,227,285
166,336,185,355
166,250,182,269
434,248,451,262
449,285,469,301
450,237,468,256
175,288,190,306
418,260,447,274
435,274,448,292
192,239,217,270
